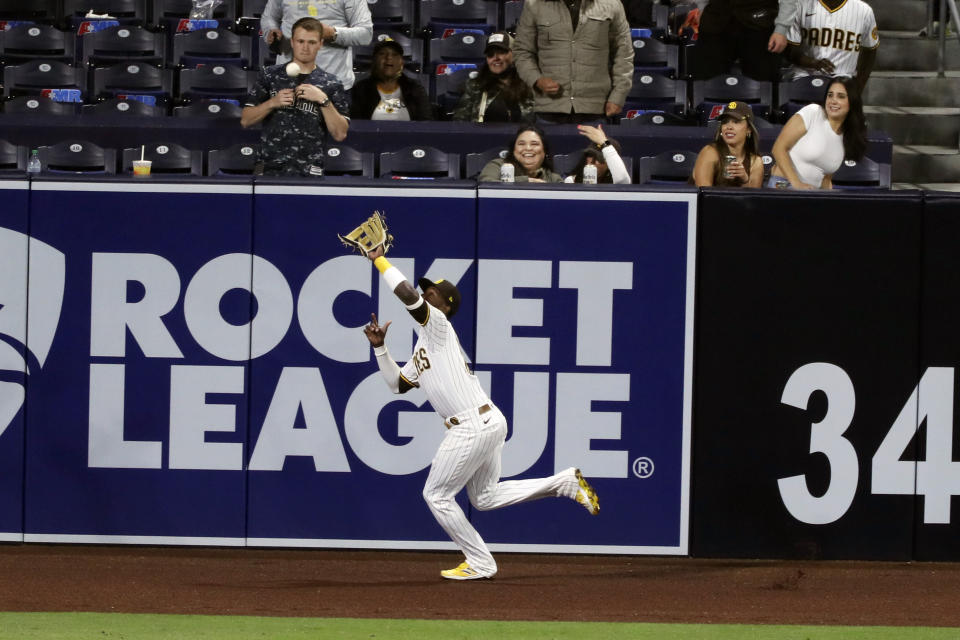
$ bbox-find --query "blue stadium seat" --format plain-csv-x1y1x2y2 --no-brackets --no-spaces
0,0,59,22
172,99,243,118
178,65,257,101
0,139,28,172
121,142,203,175
418,0,497,36
151,0,237,25
619,111,693,126
429,30,486,69
37,140,117,174
2,60,86,102
82,96,167,116
622,72,688,119
62,0,148,26
778,75,832,121
637,149,698,184
692,74,774,125
464,147,508,180
368,0,416,33
171,27,252,68
81,25,166,67
832,157,891,190
433,66,477,117
323,145,375,177
2,95,77,115
207,142,259,175
0,24,75,65
379,144,460,178
91,62,173,103
630,35,679,77
502,0,524,31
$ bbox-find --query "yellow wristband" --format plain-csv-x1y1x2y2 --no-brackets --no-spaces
374,256,392,273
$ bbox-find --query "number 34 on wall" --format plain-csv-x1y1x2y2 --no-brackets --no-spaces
778,363,959,526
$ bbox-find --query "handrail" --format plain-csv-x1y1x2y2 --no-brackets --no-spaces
936,0,960,76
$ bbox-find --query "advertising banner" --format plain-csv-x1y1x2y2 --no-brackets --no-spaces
474,186,696,554
0,179,30,541
693,191,923,559
24,180,253,543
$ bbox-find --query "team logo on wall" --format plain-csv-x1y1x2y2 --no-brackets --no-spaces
0,227,65,438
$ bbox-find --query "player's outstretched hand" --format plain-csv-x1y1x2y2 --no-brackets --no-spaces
364,313,391,347
367,245,385,261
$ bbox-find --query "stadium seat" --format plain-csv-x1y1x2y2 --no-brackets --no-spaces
778,75,832,121
353,30,424,73
207,142,259,175
0,0,59,22
121,142,202,175
418,0,498,36
91,62,173,103
62,0,148,26
172,99,243,118
619,111,692,126
81,97,166,117
37,140,117,174
368,0,416,33
322,145,375,177
464,147,508,180
151,0,237,27
502,0,524,31
0,24,76,65
0,140,28,172
832,157,891,190
81,25,167,67
178,65,257,101
171,27,252,68
2,61,86,101
379,145,460,179
240,0,269,18
637,149,698,184
692,74,774,124
622,72,688,119
433,66,477,116
630,35,679,77
2,95,78,116
429,30,486,69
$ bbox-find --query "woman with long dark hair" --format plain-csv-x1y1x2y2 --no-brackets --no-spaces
453,31,534,124
477,124,563,182
691,101,763,187
564,124,631,184
769,76,867,189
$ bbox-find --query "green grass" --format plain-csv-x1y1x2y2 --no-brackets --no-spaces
0,613,957,640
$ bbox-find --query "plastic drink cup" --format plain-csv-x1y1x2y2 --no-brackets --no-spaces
133,159,152,176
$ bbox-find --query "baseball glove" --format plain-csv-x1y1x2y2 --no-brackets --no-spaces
339,211,394,256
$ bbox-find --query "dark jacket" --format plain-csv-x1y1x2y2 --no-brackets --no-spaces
700,0,779,33
349,73,434,120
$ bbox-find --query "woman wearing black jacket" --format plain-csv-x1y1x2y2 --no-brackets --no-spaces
350,38,434,120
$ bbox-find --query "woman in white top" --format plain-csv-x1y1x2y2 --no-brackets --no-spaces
563,124,631,184
769,76,867,189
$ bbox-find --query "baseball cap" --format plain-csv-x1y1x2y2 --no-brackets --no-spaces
484,31,514,55
372,36,404,56
720,101,753,121
418,277,461,318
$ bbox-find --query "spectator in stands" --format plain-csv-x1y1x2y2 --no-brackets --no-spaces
478,125,564,182
687,0,799,81
768,76,866,189
691,101,763,187
242,18,349,177
513,0,634,124
453,31,535,124
564,124,631,183
350,38,433,120
261,0,373,91
782,0,879,93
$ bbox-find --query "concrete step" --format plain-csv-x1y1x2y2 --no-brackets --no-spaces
893,182,960,191
874,0,929,32
863,71,960,107
893,145,960,182
876,31,960,71
865,106,960,146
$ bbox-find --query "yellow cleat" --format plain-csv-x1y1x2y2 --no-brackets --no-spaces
575,469,600,515
440,562,491,581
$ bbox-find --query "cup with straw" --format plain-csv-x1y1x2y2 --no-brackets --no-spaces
133,145,151,177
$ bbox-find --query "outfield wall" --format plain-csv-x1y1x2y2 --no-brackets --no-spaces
1,176,958,560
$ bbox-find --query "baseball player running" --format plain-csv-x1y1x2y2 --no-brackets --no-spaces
360,242,600,581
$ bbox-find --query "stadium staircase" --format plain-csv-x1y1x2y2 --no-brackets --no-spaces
866,0,960,190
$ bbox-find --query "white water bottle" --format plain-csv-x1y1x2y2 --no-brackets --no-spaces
27,149,41,175
582,163,597,184
499,162,514,182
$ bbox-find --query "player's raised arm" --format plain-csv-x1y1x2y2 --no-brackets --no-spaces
367,245,429,325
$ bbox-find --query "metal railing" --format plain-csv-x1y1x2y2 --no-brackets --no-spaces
932,0,960,75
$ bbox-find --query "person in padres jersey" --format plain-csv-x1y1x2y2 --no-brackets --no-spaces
362,245,600,581
242,17,349,176
784,0,879,91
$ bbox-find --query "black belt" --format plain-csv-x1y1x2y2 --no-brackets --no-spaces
445,404,491,428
